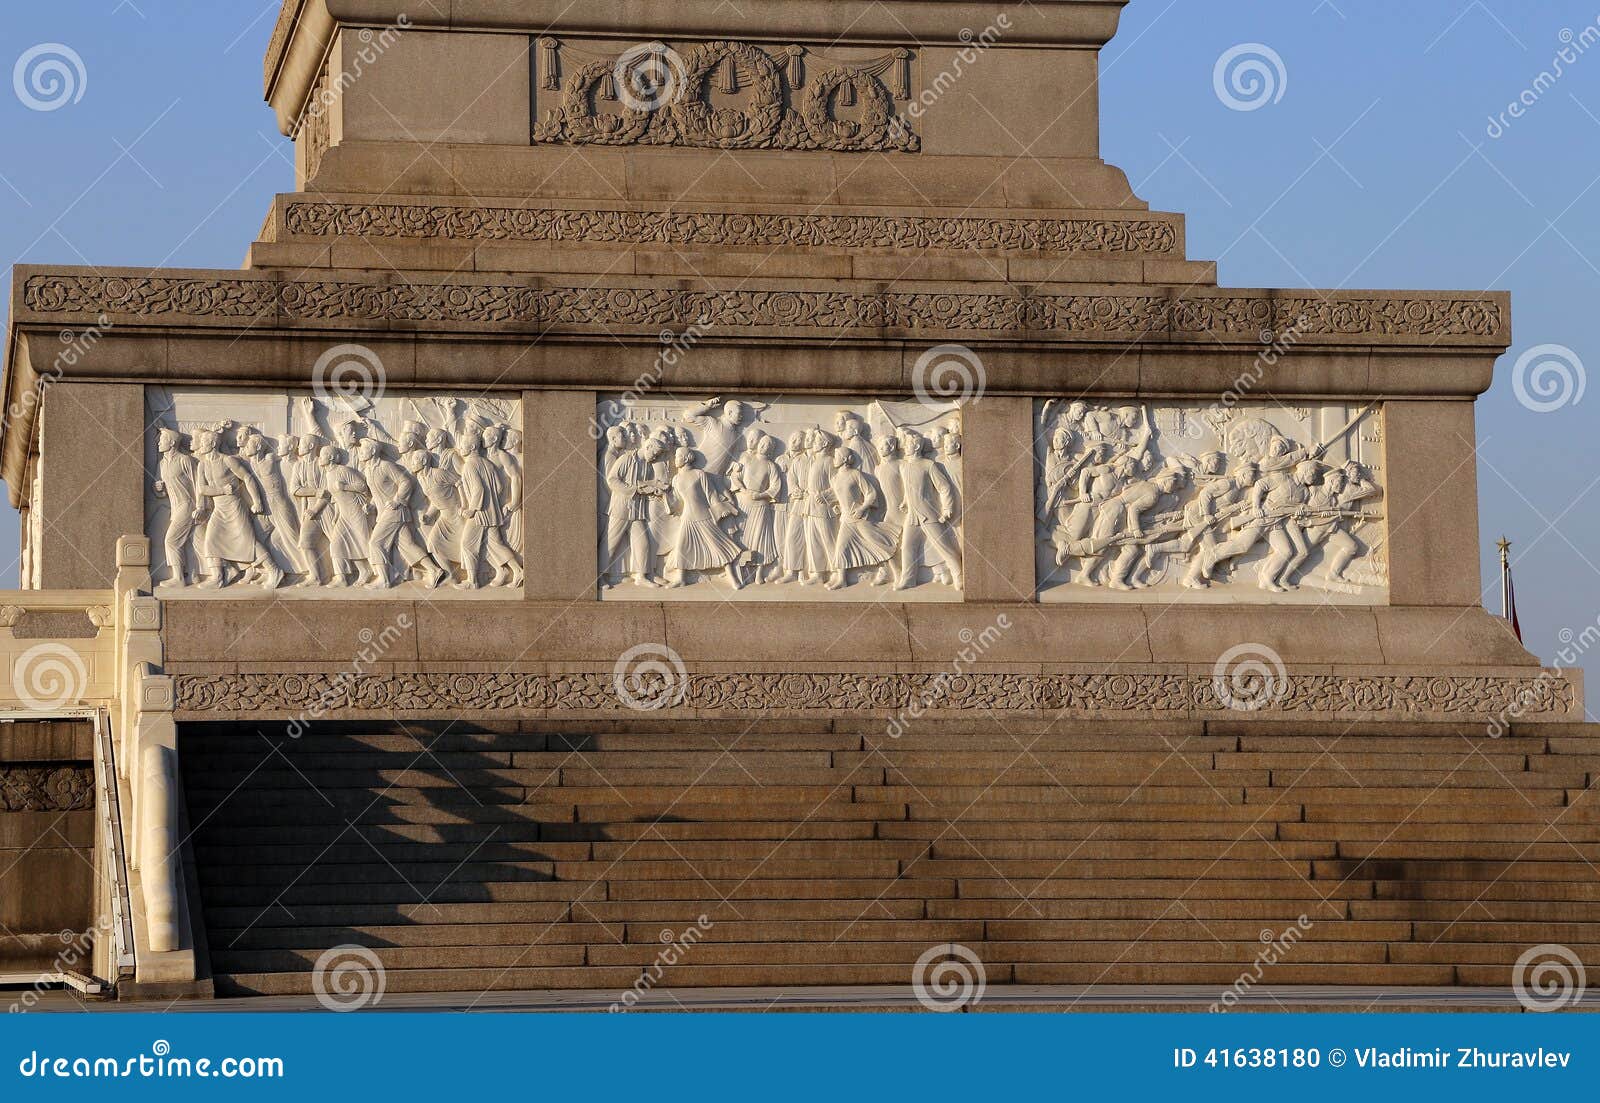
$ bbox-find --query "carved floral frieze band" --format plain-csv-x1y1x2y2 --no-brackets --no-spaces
147,389,523,595
1037,400,1387,604
533,39,919,152
0,766,94,812
599,396,963,600
174,671,1579,720
21,275,1509,343
281,202,1182,256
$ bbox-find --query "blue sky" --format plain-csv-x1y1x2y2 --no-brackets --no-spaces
1,1,1597,712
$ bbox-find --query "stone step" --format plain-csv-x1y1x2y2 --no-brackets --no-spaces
1302,804,1587,824
216,919,984,951
603,878,957,901
952,878,1368,900
557,768,883,787
1216,752,1533,771
1374,881,1600,901
908,859,1318,880
543,821,879,842
1413,921,1600,943
1281,822,1600,843
213,963,994,997
903,802,1275,823
1269,769,1583,789
196,815,878,840
195,800,916,823
929,899,1352,921
1334,842,1600,862
203,898,929,928
587,840,932,861
214,945,589,972
875,767,1269,787
1250,787,1565,806
1350,900,1600,923
1235,735,1548,754
878,820,1286,841
196,860,563,887
575,802,912,823
885,785,1247,805
196,840,599,864
197,780,859,803
1011,963,1455,985
1318,858,1600,881
984,919,1409,942
1389,943,1600,966
213,922,617,950
923,840,1334,861
838,751,1219,771
200,881,607,907
549,859,906,881
856,735,1238,753
581,939,1388,967
571,899,930,923
198,839,940,865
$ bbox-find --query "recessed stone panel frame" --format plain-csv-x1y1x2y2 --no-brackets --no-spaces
0,268,1571,721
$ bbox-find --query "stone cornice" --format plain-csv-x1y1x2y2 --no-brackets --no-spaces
278,199,1184,256
174,668,1579,723
14,269,1510,348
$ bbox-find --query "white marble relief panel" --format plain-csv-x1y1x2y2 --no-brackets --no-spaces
597,396,964,601
1036,400,1387,605
146,389,523,598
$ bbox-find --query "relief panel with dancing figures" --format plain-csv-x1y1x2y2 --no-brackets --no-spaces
598,395,963,601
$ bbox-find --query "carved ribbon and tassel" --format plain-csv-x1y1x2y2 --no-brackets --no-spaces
539,37,561,91
784,45,806,88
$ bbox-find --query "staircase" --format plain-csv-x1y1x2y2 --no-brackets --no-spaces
180,720,1600,997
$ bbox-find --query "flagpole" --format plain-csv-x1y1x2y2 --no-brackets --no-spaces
1497,536,1522,642
1498,537,1511,620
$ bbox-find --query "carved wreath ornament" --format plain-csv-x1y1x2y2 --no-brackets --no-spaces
533,39,920,153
